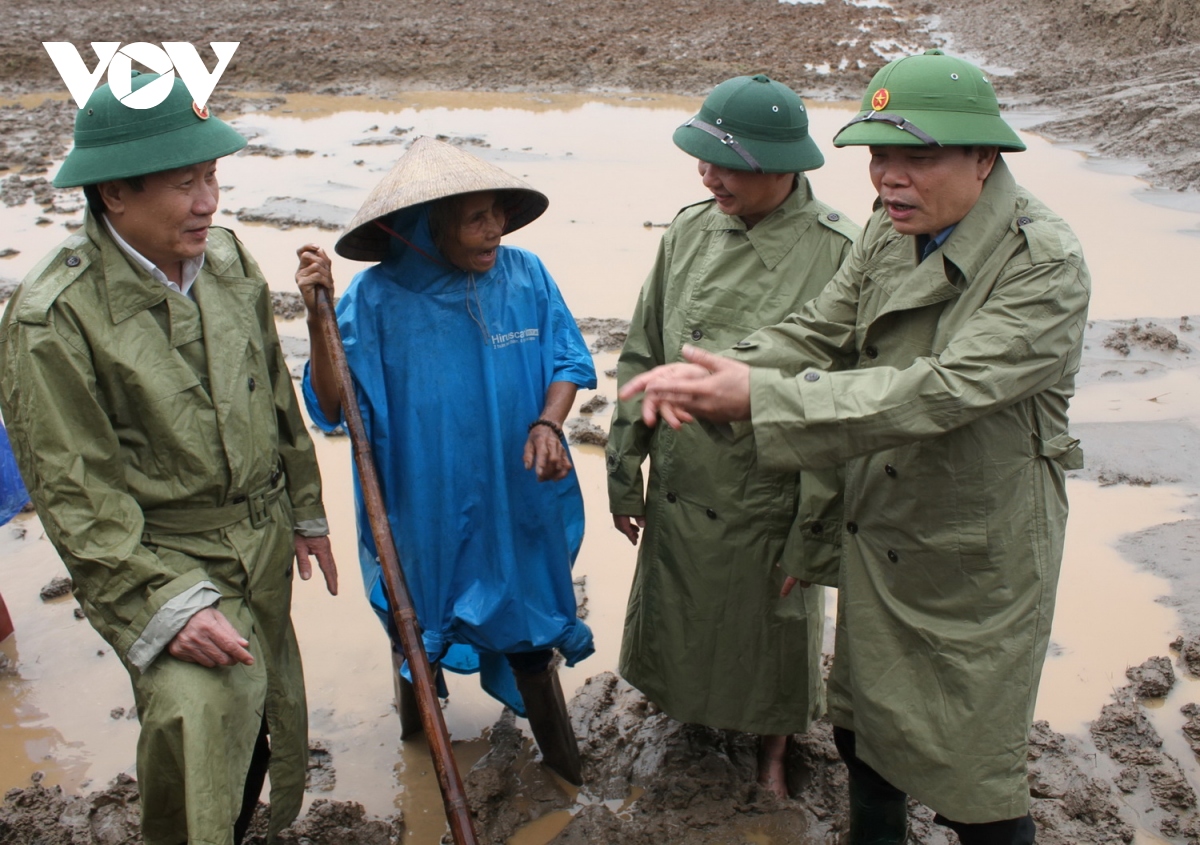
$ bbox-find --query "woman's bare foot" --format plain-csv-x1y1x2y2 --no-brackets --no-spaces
757,734,788,799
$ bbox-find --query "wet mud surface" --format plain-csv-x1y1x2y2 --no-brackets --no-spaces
2,0,1198,193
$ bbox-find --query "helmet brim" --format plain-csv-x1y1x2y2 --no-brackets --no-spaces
673,122,825,173
833,108,1026,151
54,112,247,187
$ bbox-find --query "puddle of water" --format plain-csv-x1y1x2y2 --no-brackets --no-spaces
1036,480,1184,733
2,91,1200,841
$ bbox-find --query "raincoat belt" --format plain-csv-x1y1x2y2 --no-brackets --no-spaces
141,465,286,534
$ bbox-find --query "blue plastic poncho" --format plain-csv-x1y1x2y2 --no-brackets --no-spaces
303,206,596,713
0,421,29,526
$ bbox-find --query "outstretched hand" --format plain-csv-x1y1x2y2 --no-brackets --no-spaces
618,344,752,429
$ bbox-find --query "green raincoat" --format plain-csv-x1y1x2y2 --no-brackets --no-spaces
728,158,1089,822
0,213,325,845
607,178,859,735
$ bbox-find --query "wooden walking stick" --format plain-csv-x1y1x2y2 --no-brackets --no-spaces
313,285,480,845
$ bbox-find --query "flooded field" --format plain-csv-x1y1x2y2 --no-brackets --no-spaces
3,91,1200,843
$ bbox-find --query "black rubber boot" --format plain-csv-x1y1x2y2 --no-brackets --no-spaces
513,665,583,785
391,649,424,739
847,775,909,844
834,727,909,845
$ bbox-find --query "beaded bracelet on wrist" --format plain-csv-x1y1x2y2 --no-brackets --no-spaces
528,418,565,439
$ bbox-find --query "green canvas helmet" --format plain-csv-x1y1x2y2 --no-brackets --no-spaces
54,71,247,188
673,74,824,174
834,50,1025,151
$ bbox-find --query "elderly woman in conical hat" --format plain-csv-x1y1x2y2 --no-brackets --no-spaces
294,137,595,784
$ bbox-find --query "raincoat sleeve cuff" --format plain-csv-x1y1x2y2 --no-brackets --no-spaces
605,453,647,516
290,503,327,524
294,516,329,538
749,367,838,471
114,565,216,659
125,580,221,671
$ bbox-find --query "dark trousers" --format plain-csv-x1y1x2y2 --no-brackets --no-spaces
833,727,1036,845
506,648,554,675
233,718,272,845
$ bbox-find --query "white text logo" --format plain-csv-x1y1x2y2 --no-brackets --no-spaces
42,42,240,110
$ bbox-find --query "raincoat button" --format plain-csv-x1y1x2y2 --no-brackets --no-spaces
233,495,246,504
846,521,859,534
1017,216,1032,226
827,213,840,222
691,329,703,341
887,549,899,563
804,372,820,382
885,464,897,477
811,522,823,535
864,346,879,359
666,492,677,503
65,255,80,267
706,508,717,520
247,377,256,391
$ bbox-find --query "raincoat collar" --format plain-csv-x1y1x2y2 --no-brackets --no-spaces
700,175,820,271
867,157,1018,320
85,211,168,325
939,156,1017,285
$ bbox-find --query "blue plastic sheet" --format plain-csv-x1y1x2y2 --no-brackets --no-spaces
0,422,29,526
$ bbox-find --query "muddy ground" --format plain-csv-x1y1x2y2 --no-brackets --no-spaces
2,0,1199,192
3,0,1200,843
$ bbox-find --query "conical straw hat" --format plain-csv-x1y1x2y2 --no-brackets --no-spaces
334,135,549,262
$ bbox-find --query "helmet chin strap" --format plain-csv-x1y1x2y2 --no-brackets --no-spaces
681,117,764,173
838,112,942,147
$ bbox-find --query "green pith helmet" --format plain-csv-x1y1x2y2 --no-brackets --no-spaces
53,72,247,188
834,50,1025,151
673,74,824,173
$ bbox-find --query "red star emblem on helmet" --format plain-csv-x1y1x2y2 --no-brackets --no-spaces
871,88,890,111
192,102,210,120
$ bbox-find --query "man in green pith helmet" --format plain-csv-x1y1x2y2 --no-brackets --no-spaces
0,72,338,845
619,50,1090,843
607,74,859,797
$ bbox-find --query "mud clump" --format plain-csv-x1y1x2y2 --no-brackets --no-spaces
1172,634,1200,675
0,775,401,845
306,741,337,793
1180,703,1200,756
565,417,607,447
1091,683,1200,839
465,709,571,843
577,317,630,355
1025,721,1134,844
234,196,354,231
244,800,403,845
39,575,72,601
0,773,142,845
1126,655,1176,699
1102,321,1186,356
579,395,609,415
272,291,308,321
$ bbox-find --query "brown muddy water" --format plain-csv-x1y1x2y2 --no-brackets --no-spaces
2,91,1200,844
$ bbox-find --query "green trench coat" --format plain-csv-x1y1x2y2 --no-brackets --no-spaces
728,158,1090,822
0,213,326,845
607,179,859,735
